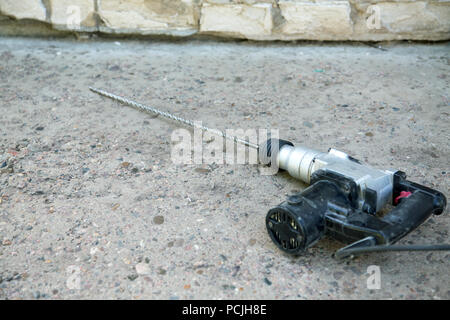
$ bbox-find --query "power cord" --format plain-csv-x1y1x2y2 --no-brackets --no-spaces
335,244,450,259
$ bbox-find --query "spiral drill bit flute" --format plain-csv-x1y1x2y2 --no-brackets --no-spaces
89,87,449,259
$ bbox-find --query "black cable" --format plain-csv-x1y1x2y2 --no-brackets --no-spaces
335,244,450,259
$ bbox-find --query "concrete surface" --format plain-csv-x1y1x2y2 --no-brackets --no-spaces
0,38,449,300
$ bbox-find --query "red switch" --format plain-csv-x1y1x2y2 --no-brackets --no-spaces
394,191,412,205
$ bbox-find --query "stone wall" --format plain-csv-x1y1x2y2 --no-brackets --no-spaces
0,0,449,41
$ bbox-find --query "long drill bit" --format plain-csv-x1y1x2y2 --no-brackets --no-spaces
89,87,259,150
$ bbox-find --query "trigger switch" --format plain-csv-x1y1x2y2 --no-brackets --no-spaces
394,191,412,205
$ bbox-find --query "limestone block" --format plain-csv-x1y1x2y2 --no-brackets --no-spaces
98,0,199,35
200,3,273,39
351,1,450,40
0,0,46,21
278,1,353,40
376,2,449,33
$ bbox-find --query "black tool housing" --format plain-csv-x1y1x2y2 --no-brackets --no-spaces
266,170,447,255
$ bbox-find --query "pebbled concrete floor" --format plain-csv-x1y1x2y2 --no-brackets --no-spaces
0,38,448,300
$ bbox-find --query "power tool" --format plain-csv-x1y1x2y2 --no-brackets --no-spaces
89,87,449,259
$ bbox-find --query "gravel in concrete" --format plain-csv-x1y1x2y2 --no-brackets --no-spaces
0,38,449,299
